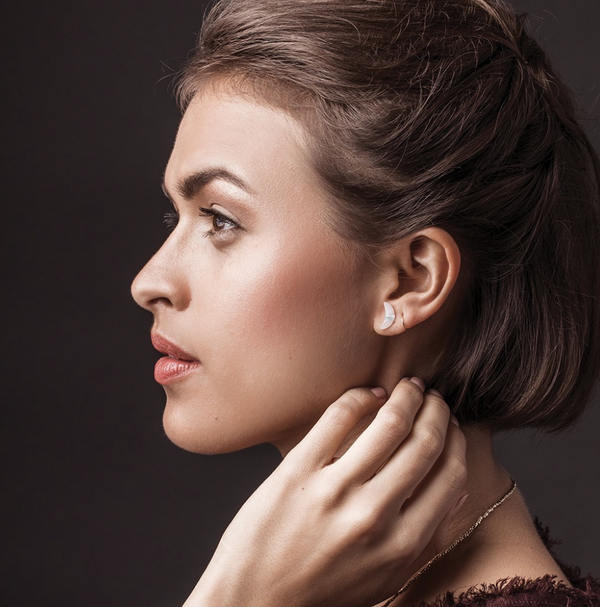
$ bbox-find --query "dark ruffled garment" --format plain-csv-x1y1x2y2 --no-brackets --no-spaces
418,520,600,606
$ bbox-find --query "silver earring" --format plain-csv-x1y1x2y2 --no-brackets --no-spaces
379,301,395,330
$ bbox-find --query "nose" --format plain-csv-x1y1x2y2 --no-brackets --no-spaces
131,242,190,313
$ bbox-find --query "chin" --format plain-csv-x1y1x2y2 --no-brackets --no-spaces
161,400,262,455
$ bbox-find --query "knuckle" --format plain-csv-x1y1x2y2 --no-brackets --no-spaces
400,379,425,405
313,478,343,508
346,507,388,545
399,543,421,566
445,456,468,491
328,400,357,424
277,453,312,486
377,408,410,439
452,425,468,453
330,389,376,420
395,520,426,562
414,424,444,461
426,389,447,405
427,395,450,418
346,387,378,407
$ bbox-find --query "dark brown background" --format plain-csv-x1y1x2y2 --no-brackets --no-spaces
2,1,599,605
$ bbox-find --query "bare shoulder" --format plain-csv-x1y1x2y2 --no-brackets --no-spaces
394,492,571,606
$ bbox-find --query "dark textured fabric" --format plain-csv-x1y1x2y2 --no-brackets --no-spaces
416,520,600,606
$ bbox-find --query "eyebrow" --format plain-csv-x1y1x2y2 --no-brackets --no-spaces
161,168,253,202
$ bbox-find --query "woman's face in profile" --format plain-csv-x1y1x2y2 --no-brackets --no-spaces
131,81,383,455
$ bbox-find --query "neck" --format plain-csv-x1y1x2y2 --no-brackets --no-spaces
444,426,511,542
377,426,562,607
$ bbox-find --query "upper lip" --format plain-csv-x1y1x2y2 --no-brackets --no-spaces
151,332,200,362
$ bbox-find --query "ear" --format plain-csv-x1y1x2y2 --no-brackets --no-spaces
373,228,461,335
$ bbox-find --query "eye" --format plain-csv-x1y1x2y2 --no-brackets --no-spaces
198,207,240,238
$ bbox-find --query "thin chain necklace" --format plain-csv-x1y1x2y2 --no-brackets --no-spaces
381,478,518,607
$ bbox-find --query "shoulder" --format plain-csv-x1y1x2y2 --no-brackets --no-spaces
417,518,600,607
418,574,600,606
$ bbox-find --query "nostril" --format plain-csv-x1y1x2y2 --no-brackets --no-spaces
148,295,175,309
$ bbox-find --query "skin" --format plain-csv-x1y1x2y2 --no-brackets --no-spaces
132,80,568,607
390,431,570,606
132,81,385,454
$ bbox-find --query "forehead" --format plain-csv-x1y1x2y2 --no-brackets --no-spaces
164,81,316,195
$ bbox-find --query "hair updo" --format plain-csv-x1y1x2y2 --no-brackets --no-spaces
176,0,600,432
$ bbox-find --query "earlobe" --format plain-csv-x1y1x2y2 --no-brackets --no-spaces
376,301,407,334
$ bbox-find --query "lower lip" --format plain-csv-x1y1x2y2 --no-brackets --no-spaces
154,356,202,385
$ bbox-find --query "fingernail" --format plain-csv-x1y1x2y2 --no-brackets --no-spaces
451,493,469,516
427,388,444,398
450,415,460,427
409,377,425,391
370,387,387,399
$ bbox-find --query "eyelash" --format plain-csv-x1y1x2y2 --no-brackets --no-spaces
163,210,179,231
163,207,240,238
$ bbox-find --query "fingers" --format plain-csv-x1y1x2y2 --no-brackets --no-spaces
392,420,467,552
367,388,452,499
287,386,387,468
333,378,426,480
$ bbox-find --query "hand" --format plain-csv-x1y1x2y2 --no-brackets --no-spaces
183,377,467,607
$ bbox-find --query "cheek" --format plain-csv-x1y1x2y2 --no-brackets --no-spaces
206,240,373,418
224,240,350,346
163,235,379,454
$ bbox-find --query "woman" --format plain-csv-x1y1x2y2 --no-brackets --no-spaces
131,0,600,605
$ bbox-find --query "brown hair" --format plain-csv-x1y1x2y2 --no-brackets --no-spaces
176,0,600,432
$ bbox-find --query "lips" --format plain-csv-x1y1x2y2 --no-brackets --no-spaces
151,332,201,385
151,332,199,362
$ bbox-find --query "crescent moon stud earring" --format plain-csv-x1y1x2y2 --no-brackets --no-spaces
379,301,396,330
